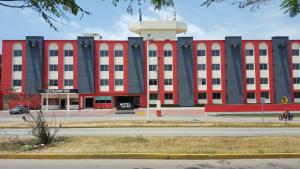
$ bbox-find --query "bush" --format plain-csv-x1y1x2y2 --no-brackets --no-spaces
22,109,61,145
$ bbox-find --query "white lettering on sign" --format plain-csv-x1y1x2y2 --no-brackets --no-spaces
119,103,131,108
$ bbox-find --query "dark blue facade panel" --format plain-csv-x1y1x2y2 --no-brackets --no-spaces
272,37,291,103
225,36,243,104
177,37,194,106
77,37,95,94
25,36,44,94
128,37,144,94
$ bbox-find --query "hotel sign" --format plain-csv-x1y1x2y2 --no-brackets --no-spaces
39,89,78,94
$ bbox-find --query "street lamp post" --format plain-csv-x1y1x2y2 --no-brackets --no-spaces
146,33,151,121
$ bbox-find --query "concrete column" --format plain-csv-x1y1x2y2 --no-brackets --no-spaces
67,94,70,111
40,95,43,110
46,94,49,111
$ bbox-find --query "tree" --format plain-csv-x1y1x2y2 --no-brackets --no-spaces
201,0,300,17
0,0,90,31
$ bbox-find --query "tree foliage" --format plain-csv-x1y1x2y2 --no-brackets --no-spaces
0,0,89,31
201,0,300,17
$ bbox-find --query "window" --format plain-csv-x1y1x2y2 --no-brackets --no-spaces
64,65,73,71
100,50,109,57
292,49,299,56
13,50,22,57
247,92,256,99
164,93,173,100
197,50,206,56
100,79,109,86
13,65,22,71
246,78,255,84
260,78,268,84
198,78,206,85
260,63,268,70
114,65,123,71
293,64,300,70
212,64,220,70
149,65,157,71
164,79,173,85
49,64,58,71
64,50,73,57
13,80,21,86
246,64,254,70
48,98,59,105
294,78,300,84
213,93,221,99
49,79,58,86
212,50,220,56
114,50,123,57
115,79,123,86
197,64,206,71
164,64,172,71
149,50,157,57
150,94,158,100
70,98,79,105
149,79,158,85
164,50,172,57
246,49,254,56
212,78,221,85
294,92,300,98
49,50,58,57
64,79,73,86
261,92,269,99
95,96,112,104
100,65,109,71
259,49,267,56
198,93,207,100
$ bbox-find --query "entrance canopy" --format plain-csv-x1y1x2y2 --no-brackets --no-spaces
40,89,79,110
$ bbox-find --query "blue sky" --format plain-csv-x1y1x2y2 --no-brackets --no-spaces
1,0,300,53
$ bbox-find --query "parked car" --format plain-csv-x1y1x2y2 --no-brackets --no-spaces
9,105,29,115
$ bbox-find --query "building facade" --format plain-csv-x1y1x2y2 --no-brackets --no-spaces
1,22,300,112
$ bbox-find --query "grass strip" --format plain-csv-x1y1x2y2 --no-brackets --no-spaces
1,121,300,128
1,136,300,155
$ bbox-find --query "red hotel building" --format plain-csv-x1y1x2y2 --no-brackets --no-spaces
1,22,300,112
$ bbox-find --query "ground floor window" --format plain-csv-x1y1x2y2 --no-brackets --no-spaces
70,98,79,105
95,96,112,104
49,98,59,105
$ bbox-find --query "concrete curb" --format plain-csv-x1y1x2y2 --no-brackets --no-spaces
1,153,300,160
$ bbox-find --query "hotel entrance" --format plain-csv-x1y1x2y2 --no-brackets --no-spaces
40,89,79,110
85,97,94,108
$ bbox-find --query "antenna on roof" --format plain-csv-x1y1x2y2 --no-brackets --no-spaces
138,1,142,22
139,8,142,22
173,9,176,21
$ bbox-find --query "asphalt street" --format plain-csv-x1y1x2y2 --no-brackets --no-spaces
0,159,299,169
3,127,300,137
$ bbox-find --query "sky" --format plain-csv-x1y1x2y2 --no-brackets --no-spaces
1,0,300,54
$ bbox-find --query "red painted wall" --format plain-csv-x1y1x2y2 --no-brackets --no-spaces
205,104,300,112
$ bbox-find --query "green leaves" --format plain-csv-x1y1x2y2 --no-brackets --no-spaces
281,0,300,17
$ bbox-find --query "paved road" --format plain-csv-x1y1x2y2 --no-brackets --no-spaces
0,159,299,169
3,127,300,137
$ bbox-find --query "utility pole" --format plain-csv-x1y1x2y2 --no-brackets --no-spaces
146,33,151,121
